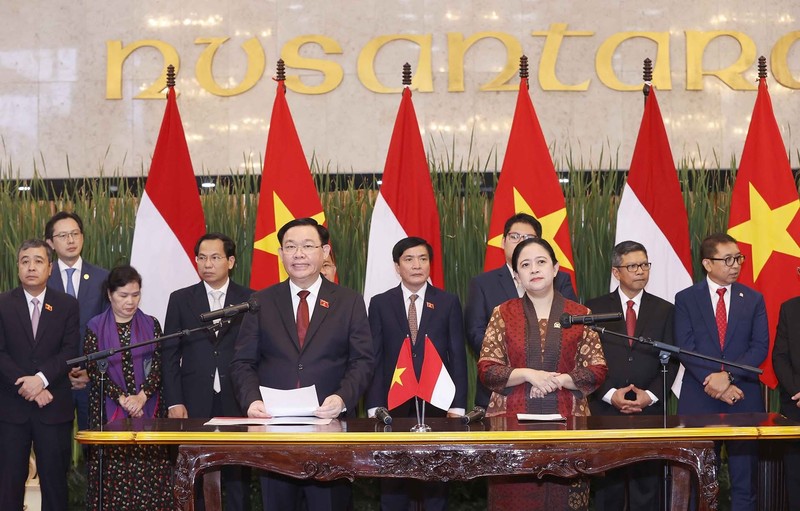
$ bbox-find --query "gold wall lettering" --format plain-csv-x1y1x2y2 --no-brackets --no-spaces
195,37,266,97
357,34,433,93
685,31,758,91
447,32,522,92
771,31,800,89
531,23,592,91
106,40,180,99
596,32,672,91
107,28,800,99
281,35,344,95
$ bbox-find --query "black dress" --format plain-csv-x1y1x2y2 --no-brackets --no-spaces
85,317,173,511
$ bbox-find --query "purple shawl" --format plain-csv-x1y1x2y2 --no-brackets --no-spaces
87,307,158,422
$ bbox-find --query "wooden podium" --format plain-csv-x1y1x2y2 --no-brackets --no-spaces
76,412,800,511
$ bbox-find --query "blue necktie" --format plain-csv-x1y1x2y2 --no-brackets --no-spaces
65,268,77,297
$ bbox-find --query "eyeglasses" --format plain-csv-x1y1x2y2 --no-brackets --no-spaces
51,230,82,241
707,254,746,267
281,244,322,255
196,254,228,264
506,232,536,243
614,262,652,273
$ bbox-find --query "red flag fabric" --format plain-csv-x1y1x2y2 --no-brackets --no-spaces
250,81,325,290
484,77,577,293
387,337,419,410
130,85,205,325
364,87,443,305
417,336,456,411
614,87,693,303
727,77,800,388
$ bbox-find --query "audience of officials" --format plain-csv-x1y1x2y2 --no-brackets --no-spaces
5,210,797,510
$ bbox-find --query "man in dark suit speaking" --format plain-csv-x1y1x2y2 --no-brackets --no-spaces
0,239,79,510
366,236,468,511
231,218,374,511
675,233,768,510
163,232,253,510
586,240,676,511
466,212,577,407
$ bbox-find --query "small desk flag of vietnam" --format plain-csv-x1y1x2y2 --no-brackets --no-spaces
387,337,419,410
417,336,456,411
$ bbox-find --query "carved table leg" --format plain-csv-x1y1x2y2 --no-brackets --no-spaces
203,470,222,511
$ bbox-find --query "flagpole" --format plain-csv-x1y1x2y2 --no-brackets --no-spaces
642,58,653,105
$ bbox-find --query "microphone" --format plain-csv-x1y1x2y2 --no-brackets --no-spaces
559,312,623,328
461,406,486,424
199,298,260,322
374,407,393,425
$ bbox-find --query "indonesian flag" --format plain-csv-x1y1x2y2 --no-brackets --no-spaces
130,85,205,325
613,87,693,303
363,87,443,306
727,76,800,388
387,337,419,410
417,336,456,411
484,76,577,293
250,80,325,290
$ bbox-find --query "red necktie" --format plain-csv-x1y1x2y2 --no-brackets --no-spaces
715,288,727,349
297,290,310,348
626,300,636,347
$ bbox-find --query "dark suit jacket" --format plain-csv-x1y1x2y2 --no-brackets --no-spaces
365,284,468,415
230,278,374,415
163,280,254,417
466,265,577,355
586,289,676,416
0,287,80,424
47,260,108,347
773,296,800,421
674,280,769,414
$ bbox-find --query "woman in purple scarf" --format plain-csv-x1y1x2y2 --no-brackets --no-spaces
84,265,173,510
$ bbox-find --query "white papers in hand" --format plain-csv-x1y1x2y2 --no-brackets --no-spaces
260,385,319,417
517,413,567,422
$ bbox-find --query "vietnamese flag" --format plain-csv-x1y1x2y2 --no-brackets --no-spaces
484,72,577,293
387,337,419,410
727,73,800,388
363,85,443,306
250,72,325,290
417,336,456,411
130,67,205,325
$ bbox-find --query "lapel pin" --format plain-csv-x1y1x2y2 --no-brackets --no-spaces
320,299,329,309
426,302,434,309
739,292,743,297
83,273,89,280
44,303,53,312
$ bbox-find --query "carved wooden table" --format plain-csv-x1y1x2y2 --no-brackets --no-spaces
75,412,800,511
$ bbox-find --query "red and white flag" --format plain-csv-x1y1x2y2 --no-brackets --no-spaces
363,87,443,306
417,336,455,411
130,83,205,325
613,87,693,303
387,337,419,410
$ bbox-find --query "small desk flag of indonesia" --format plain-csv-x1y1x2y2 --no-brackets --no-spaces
417,336,456,411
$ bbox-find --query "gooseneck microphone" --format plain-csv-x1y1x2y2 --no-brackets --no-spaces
559,312,623,328
461,406,486,424
199,298,260,322
374,407,393,425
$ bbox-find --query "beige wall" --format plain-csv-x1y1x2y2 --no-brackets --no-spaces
1,1,798,177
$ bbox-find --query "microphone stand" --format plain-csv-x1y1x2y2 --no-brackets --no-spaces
67,320,229,510
588,325,763,511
